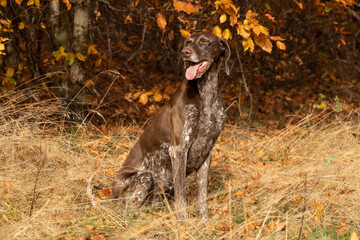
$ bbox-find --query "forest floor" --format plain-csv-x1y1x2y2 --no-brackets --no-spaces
0,89,360,240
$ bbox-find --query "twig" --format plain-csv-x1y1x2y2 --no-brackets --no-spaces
235,46,253,119
256,206,272,240
79,69,123,128
29,146,46,218
345,6,360,23
297,173,307,240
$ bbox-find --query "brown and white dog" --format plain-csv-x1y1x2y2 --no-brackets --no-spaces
112,33,230,221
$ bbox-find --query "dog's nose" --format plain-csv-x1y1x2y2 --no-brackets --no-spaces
181,47,192,58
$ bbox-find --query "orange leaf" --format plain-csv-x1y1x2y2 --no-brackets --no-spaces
85,80,94,88
139,94,148,105
270,36,285,41
252,26,261,35
133,91,142,100
180,29,191,38
15,0,22,5
276,41,286,50
173,0,198,14
98,189,111,199
156,13,167,32
63,0,71,10
154,93,163,102
311,200,324,222
265,13,276,23
336,226,348,236
293,0,303,9
95,58,102,67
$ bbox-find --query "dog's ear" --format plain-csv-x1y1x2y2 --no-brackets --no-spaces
219,38,231,75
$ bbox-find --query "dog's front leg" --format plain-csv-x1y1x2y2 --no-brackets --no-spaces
170,146,188,221
197,152,211,221
170,105,199,221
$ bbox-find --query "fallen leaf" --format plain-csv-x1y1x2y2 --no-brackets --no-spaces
98,189,111,199
139,94,148,105
85,225,95,233
154,93,163,102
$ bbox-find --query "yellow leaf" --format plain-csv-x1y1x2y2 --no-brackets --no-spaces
34,0,39,7
42,80,49,91
59,46,65,53
6,68,14,78
154,93,162,102
239,24,251,39
0,0,7,7
0,43,5,51
276,41,286,50
18,22,25,30
156,13,167,32
350,232,359,240
63,0,71,10
139,94,148,105
15,0,22,5
248,37,254,51
27,0,34,6
40,22,46,29
145,91,153,96
257,149,265,157
259,25,269,36
76,52,86,61
180,29,191,38
222,29,232,40
212,26,222,38
219,14,227,24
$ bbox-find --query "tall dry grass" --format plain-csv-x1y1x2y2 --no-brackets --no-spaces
0,89,359,239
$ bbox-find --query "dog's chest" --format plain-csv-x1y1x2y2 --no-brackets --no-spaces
186,98,225,172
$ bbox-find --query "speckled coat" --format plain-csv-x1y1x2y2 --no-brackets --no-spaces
112,33,231,221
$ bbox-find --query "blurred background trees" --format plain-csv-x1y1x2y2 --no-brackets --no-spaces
0,0,359,126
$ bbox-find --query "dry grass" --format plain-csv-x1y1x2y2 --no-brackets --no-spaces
0,92,359,239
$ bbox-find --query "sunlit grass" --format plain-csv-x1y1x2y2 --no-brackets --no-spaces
0,90,359,239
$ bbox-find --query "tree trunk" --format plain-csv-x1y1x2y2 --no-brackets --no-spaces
69,0,90,120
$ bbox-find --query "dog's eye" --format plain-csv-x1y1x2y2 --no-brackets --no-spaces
199,39,209,45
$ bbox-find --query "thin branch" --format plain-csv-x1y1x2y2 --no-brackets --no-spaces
235,46,253,119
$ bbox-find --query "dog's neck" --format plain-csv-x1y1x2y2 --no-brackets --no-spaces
196,59,222,107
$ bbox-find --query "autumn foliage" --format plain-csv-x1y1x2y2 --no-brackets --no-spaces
0,0,360,238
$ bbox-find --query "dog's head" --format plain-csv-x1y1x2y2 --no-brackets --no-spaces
181,33,231,81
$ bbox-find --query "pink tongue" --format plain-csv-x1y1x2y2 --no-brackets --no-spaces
185,62,202,80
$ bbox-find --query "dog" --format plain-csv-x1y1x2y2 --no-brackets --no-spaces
112,32,230,221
